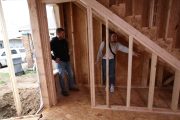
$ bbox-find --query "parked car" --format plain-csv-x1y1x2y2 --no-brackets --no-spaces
0,48,26,68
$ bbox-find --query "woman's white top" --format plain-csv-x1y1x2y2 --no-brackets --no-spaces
97,41,129,61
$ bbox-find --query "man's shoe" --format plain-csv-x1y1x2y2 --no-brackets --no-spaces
62,91,69,96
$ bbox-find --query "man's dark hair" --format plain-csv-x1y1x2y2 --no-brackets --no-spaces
56,28,64,33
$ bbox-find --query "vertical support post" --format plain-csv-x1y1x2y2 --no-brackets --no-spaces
171,70,180,111
0,0,22,116
132,0,135,16
105,18,110,108
149,0,155,27
70,2,77,86
165,0,173,38
156,64,164,87
148,53,157,110
126,36,133,107
141,55,150,87
87,7,95,107
28,0,57,107
100,22,103,85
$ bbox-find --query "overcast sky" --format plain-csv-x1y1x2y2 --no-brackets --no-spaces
0,0,56,39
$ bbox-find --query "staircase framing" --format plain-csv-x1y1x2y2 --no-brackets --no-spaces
27,0,180,115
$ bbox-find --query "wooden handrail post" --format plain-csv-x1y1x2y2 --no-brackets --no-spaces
105,18,110,108
87,7,96,107
148,53,157,110
171,70,180,111
126,36,133,107
149,0,155,27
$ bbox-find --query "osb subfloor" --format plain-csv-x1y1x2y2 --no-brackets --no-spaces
40,87,180,120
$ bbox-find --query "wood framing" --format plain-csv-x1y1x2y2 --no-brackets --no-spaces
63,2,78,86
87,7,95,107
72,3,89,84
126,36,133,107
125,0,132,16
156,64,164,87
165,0,173,38
171,70,180,111
0,0,22,116
70,3,77,85
149,0,155,27
76,0,180,114
78,0,180,71
41,0,76,4
105,19,110,108
27,0,57,107
141,54,150,87
23,0,180,115
94,105,180,115
148,53,157,110
93,17,102,85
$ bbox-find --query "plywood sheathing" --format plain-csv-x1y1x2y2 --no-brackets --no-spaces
63,3,77,84
141,0,150,27
93,17,102,85
110,3,126,18
125,0,133,16
132,0,143,15
109,0,125,6
167,0,180,49
141,27,157,41
72,4,89,85
155,0,169,38
125,15,142,30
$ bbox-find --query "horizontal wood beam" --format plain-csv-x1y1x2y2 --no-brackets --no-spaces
95,105,180,115
41,0,76,4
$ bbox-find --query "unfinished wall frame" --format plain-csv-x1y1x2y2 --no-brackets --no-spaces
78,0,180,115
26,0,180,115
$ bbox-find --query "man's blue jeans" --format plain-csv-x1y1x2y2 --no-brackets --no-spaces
102,59,115,86
57,61,76,92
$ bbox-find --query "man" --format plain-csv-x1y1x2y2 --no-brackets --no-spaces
51,28,78,96
96,32,137,92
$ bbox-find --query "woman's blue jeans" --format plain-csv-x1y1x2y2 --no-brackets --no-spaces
102,59,115,86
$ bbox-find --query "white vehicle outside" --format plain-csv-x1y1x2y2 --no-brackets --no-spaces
0,48,26,68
